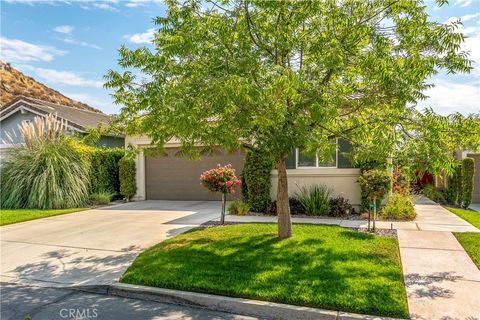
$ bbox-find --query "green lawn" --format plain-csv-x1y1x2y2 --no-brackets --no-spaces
447,207,480,269
0,208,88,226
121,223,409,318
454,233,480,269
447,207,480,228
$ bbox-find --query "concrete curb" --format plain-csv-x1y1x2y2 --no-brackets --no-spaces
77,282,403,320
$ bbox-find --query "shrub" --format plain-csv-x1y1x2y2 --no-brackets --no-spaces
392,166,410,195
461,157,475,208
119,157,137,201
227,200,250,215
0,115,89,209
328,196,353,217
288,197,306,215
89,191,113,205
448,163,462,205
358,169,391,207
422,184,447,204
88,148,123,195
242,149,274,212
266,198,306,215
295,184,331,216
381,193,416,220
358,161,386,212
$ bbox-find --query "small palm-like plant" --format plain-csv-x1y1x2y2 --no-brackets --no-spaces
1,114,89,209
295,184,331,216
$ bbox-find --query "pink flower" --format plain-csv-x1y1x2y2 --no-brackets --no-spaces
235,180,241,186
225,181,233,187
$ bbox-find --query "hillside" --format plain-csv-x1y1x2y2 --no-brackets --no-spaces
0,61,102,113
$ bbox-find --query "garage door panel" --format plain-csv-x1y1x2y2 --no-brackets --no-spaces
145,148,245,200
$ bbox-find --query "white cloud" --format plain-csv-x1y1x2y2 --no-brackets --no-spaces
21,65,103,88
418,79,480,115
460,13,480,22
91,1,118,12
61,37,102,50
53,25,74,34
124,28,155,44
0,37,66,63
125,0,146,8
455,0,473,7
444,14,480,75
64,92,118,114
63,92,105,107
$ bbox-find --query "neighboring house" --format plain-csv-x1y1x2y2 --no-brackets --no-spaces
125,136,361,207
0,96,124,148
0,61,124,162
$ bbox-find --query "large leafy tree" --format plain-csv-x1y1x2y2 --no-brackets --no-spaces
106,0,476,238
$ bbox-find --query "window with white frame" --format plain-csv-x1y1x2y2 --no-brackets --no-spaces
296,140,338,168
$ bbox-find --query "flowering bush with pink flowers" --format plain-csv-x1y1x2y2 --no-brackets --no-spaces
200,164,241,194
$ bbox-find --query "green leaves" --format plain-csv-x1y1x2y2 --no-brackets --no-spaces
106,0,477,169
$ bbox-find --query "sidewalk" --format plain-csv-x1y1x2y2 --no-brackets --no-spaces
398,198,480,319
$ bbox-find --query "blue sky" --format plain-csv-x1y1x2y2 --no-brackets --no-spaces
1,0,479,115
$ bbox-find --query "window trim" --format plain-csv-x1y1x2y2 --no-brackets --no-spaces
295,139,339,169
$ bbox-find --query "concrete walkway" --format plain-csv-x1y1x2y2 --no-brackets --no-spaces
398,198,480,320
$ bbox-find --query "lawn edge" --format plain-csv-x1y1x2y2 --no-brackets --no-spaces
0,208,89,226
88,282,405,320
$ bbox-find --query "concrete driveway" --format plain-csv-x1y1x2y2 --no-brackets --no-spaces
0,201,221,287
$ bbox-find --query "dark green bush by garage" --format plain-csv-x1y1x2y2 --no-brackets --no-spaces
448,163,462,206
87,148,124,195
119,157,137,201
461,157,475,208
242,149,274,212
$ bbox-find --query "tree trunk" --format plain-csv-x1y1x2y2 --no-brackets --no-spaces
220,193,226,225
276,157,292,238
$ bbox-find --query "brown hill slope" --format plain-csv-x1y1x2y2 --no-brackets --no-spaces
0,61,102,113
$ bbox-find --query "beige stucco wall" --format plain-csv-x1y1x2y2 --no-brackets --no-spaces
270,168,362,207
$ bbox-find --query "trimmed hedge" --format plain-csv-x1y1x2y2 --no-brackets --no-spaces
88,148,124,195
242,149,274,212
462,157,475,208
448,163,462,206
119,157,137,201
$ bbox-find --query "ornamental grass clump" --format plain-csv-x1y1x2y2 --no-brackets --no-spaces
200,164,241,224
295,184,331,216
1,114,89,209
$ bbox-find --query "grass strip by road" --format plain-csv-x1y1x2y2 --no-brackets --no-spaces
447,207,480,269
120,223,409,318
0,208,88,226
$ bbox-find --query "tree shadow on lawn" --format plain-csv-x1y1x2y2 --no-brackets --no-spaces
121,225,409,318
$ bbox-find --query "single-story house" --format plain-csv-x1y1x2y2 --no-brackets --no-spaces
125,136,361,207
0,96,124,160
